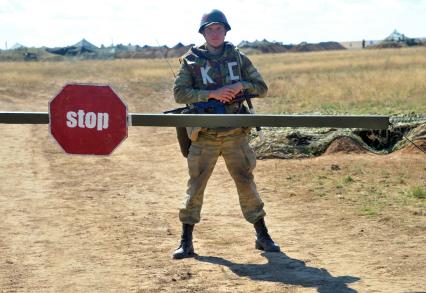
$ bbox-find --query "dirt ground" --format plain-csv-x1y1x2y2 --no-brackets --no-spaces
0,120,425,293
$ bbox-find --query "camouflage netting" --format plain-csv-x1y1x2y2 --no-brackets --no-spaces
248,119,426,159
392,123,426,151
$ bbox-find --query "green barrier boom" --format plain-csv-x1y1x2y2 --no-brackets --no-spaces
130,114,390,129
0,112,390,129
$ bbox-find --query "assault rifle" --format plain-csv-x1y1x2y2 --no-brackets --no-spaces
163,93,258,114
164,92,258,114
192,92,258,114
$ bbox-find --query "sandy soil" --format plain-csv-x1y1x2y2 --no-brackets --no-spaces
0,120,425,293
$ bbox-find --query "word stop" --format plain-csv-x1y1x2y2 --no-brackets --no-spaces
66,110,109,131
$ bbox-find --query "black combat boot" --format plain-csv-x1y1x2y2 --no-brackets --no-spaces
172,224,196,259
254,218,281,252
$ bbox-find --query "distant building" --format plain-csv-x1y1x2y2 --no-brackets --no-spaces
47,39,99,56
377,30,423,47
384,30,407,42
10,43,25,50
72,39,98,50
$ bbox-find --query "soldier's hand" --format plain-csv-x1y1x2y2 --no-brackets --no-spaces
208,87,236,103
225,82,243,95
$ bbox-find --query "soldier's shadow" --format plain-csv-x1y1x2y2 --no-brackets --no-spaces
196,251,360,293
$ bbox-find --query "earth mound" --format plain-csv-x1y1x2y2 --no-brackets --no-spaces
398,139,426,154
323,137,369,155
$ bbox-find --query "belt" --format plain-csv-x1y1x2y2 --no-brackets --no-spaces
200,128,246,138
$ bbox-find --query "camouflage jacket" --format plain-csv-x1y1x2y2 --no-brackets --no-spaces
173,42,268,105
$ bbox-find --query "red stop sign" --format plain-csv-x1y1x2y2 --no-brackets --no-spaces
49,84,128,155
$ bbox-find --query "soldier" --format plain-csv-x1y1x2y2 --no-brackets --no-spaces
172,9,280,259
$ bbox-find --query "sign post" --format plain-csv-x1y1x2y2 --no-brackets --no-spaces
48,84,128,155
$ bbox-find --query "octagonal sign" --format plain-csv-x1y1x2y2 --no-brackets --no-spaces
49,84,128,155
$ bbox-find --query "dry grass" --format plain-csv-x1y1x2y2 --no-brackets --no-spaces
0,59,176,112
255,47,426,114
0,46,425,115
259,154,426,218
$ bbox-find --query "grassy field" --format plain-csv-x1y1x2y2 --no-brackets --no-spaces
0,46,425,115
257,46,426,115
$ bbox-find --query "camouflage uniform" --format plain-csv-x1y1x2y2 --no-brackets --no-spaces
173,42,268,225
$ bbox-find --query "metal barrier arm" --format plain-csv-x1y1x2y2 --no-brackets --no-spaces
0,112,49,124
130,114,389,129
0,112,390,130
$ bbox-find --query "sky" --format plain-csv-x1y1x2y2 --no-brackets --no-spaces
1,0,425,49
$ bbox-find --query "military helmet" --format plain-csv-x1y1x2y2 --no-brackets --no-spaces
198,9,231,34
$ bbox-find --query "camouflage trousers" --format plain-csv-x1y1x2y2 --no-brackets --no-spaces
179,128,266,225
